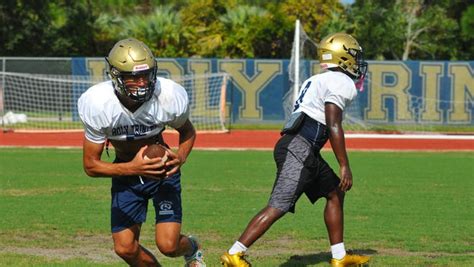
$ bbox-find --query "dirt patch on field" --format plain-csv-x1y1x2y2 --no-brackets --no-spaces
1,234,119,263
1,246,119,263
2,233,473,264
375,248,474,258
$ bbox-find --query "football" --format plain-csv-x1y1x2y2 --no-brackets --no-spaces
143,144,169,179
143,144,167,161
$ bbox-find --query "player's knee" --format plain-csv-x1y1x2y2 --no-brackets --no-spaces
258,206,285,224
326,188,345,203
114,242,139,259
156,240,179,257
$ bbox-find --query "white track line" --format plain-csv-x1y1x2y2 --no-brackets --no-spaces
346,134,474,140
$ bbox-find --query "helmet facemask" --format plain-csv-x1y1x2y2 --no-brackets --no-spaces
347,47,368,91
107,59,157,103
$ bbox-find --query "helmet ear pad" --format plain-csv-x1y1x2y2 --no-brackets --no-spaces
108,66,126,96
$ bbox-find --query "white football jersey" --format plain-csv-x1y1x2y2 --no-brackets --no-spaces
77,77,189,144
293,71,357,125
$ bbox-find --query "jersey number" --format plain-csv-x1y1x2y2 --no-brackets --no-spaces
293,81,311,111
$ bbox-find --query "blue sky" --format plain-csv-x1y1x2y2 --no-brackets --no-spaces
340,0,355,4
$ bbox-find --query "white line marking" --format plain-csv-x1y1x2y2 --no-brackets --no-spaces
346,134,474,140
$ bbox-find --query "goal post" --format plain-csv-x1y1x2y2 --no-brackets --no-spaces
293,19,301,106
284,19,319,120
0,71,230,133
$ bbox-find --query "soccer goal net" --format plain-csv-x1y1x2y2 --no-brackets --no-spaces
0,72,229,133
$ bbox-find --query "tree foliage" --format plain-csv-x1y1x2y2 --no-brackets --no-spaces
351,0,461,60
180,0,229,57
218,5,271,58
281,0,344,42
459,5,474,59
0,0,472,60
0,0,55,56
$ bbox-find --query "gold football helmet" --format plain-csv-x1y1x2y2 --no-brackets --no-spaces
318,33,367,81
106,38,157,103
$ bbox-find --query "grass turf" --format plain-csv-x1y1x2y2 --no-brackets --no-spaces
0,148,473,266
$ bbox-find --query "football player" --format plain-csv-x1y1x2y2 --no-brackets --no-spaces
78,38,205,267
220,33,369,267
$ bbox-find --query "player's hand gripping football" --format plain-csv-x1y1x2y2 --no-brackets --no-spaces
162,148,183,177
131,146,168,179
339,165,353,192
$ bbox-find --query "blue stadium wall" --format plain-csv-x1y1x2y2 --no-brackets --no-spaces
72,58,474,125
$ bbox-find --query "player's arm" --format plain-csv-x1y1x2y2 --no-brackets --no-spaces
325,102,353,192
82,138,163,177
164,119,196,175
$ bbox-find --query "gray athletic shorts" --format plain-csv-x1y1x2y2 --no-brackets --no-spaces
268,134,340,213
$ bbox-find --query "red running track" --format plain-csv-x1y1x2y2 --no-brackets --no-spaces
1,130,473,151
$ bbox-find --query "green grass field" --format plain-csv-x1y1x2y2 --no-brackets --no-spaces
0,148,473,266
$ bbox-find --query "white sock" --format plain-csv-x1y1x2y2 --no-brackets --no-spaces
331,242,346,260
228,241,248,255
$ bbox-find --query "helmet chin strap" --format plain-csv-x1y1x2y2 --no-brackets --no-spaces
355,73,366,92
354,61,368,92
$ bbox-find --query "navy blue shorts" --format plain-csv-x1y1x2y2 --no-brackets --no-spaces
110,173,182,233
